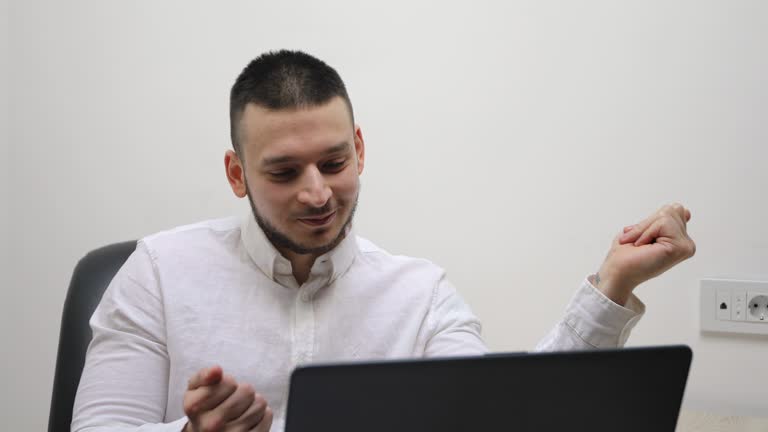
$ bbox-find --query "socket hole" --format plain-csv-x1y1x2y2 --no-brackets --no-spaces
720,302,728,310
747,295,768,320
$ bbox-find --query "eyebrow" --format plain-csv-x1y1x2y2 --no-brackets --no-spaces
261,142,351,167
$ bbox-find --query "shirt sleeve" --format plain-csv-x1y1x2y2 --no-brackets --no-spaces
535,275,646,351
71,240,189,432
423,276,489,357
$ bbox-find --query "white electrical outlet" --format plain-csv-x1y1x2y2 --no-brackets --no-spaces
700,279,768,335
747,292,768,322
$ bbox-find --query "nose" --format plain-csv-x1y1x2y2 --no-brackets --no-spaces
296,166,332,208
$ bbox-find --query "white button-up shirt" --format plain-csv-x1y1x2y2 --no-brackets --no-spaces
72,215,644,432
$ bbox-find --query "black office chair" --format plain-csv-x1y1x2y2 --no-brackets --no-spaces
48,241,137,432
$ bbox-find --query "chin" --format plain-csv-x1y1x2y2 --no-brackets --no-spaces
293,221,348,251
302,225,342,244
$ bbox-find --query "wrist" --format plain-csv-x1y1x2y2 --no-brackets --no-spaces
593,269,634,307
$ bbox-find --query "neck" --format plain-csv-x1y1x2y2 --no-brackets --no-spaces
280,249,319,286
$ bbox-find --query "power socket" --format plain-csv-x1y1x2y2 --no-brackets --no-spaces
747,292,768,322
701,279,768,335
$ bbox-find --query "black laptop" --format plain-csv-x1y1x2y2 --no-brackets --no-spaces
285,345,692,432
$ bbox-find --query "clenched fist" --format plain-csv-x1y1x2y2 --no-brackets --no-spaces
183,366,273,432
596,203,696,305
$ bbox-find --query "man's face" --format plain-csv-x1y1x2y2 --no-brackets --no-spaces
228,96,365,256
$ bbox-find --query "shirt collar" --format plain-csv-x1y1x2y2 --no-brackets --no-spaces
240,213,358,287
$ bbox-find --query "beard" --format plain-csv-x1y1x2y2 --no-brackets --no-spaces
245,185,358,256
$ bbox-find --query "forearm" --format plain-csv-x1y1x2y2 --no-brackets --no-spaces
535,276,645,352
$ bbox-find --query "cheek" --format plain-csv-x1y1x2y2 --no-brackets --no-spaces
332,172,360,201
248,180,295,216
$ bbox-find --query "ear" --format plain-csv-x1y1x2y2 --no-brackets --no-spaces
354,125,365,175
224,150,248,198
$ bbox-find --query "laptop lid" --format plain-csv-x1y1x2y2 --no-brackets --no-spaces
285,345,692,432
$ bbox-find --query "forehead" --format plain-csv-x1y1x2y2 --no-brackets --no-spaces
239,97,353,162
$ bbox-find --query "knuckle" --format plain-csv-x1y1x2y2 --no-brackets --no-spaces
241,405,262,427
239,386,256,405
195,368,207,380
202,415,223,432
183,390,205,416
253,393,266,408
254,407,273,429
264,406,274,423
222,374,237,387
219,377,237,394
662,243,677,257
239,383,255,395
183,400,198,416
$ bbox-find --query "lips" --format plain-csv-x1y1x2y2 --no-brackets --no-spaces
298,210,337,227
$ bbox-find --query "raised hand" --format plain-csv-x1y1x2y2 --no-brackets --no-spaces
596,203,696,305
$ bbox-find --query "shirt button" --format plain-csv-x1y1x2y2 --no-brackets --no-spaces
300,292,312,302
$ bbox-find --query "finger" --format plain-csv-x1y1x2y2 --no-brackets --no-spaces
188,365,223,390
669,203,692,224
228,394,268,431
623,225,634,234
622,202,680,244
621,214,655,244
254,407,273,432
184,374,238,417
208,383,256,424
664,206,691,237
634,219,664,246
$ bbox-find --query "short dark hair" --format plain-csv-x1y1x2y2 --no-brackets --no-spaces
229,50,354,156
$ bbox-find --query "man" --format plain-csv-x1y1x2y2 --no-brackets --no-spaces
72,50,696,432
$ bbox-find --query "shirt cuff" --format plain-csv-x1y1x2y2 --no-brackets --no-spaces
562,275,646,348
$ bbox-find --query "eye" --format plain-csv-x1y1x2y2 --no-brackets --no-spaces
269,169,297,181
322,159,347,173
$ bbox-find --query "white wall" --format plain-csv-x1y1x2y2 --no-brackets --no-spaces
4,0,768,429
0,0,14,424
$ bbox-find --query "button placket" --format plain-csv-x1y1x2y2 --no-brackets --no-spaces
292,282,319,366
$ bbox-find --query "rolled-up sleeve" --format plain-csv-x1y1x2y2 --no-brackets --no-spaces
535,275,645,351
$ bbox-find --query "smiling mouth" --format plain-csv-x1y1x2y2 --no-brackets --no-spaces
298,210,337,227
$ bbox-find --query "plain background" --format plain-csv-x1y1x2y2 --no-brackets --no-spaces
2,0,767,430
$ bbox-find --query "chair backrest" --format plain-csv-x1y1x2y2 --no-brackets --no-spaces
48,241,137,432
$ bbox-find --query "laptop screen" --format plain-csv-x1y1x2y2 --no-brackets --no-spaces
285,345,692,432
